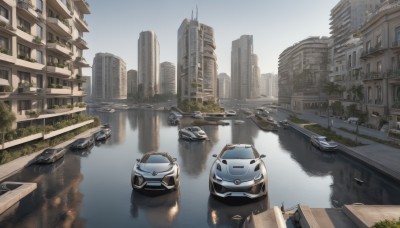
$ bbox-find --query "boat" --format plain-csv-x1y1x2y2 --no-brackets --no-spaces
234,120,245,125
96,107,115,113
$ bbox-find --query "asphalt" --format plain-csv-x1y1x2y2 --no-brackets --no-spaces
274,109,400,183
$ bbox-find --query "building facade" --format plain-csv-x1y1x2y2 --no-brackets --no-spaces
92,53,127,101
0,0,90,129
262,73,278,98
138,31,159,100
160,61,176,95
177,15,217,103
83,76,91,101
127,69,138,98
278,37,331,112
217,73,231,99
360,1,400,130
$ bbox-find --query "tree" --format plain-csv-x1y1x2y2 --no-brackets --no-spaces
0,102,16,146
323,82,342,99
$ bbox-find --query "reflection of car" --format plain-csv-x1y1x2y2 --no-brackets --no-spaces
310,135,338,151
36,148,66,164
168,116,180,125
209,144,268,199
279,120,289,129
94,129,111,141
131,152,180,191
178,126,207,140
71,136,95,149
71,144,94,157
225,110,237,116
192,111,203,119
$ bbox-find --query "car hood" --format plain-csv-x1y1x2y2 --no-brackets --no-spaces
217,159,262,182
138,163,173,173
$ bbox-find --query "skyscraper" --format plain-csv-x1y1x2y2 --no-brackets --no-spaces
177,13,217,103
231,35,259,100
138,31,160,100
127,70,138,98
92,53,127,101
217,73,231,99
160,62,176,95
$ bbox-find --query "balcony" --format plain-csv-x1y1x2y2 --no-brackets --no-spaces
47,17,71,38
363,72,384,81
16,29,43,47
72,37,88,50
0,51,16,64
46,64,71,77
47,41,72,58
74,56,90,68
73,0,90,14
15,57,44,71
18,83,39,94
46,85,72,95
0,20,16,36
387,70,400,79
16,0,40,22
392,41,400,52
75,75,87,82
360,45,385,60
73,89,85,96
74,17,89,32
0,79,12,95
46,0,72,19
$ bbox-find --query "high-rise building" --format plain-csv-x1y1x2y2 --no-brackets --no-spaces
92,53,127,101
262,73,279,98
177,13,217,103
160,62,176,95
127,70,138,98
0,0,90,131
217,73,231,99
231,35,260,100
278,37,330,112
83,76,91,101
138,31,160,100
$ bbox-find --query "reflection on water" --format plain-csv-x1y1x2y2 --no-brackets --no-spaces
130,190,180,227
231,119,258,145
207,196,269,227
138,110,160,153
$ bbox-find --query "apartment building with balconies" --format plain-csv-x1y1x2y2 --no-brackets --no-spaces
360,0,400,130
217,73,230,99
160,61,176,95
127,69,138,99
0,0,90,132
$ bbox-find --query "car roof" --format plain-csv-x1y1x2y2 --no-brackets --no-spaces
225,144,252,148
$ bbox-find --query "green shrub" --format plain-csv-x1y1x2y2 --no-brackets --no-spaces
373,217,400,228
288,115,310,124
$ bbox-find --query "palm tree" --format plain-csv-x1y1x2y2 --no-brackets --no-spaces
0,102,16,147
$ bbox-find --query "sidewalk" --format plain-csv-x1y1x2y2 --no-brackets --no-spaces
275,109,400,182
0,126,100,182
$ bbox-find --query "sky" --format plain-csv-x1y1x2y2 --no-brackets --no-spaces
83,0,338,76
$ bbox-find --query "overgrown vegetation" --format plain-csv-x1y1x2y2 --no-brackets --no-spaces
373,217,400,228
0,116,99,165
339,127,400,149
304,124,362,147
287,115,310,124
178,99,222,113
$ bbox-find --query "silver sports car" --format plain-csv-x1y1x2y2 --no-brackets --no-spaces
209,144,268,199
131,152,180,191
178,126,207,140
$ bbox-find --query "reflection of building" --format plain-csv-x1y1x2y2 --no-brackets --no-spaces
261,73,278,98
127,70,138,99
231,120,258,145
138,31,160,100
127,111,138,130
160,62,176,95
278,37,330,112
92,53,127,101
138,110,160,153
217,73,231,99
94,111,126,145
177,13,218,103
130,190,180,227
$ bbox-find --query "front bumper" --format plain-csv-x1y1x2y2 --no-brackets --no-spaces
209,177,267,199
131,172,178,191
320,144,338,151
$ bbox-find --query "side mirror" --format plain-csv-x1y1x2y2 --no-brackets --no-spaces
260,154,266,158
212,154,217,158
173,158,177,162
136,158,140,162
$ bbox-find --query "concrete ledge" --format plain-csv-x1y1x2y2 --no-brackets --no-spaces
0,182,37,214
242,207,286,228
343,205,400,228
1,133,43,150
297,204,320,228
43,120,94,139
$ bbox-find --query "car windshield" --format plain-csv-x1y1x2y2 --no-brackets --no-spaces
95,131,103,136
191,127,201,132
221,147,257,159
42,149,56,155
319,137,331,142
76,139,85,143
141,154,171,163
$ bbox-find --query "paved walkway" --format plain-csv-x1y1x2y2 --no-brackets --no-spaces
275,109,400,182
0,127,100,182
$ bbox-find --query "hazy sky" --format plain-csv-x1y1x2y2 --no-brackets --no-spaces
83,0,338,76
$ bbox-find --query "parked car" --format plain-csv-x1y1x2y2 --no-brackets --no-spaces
225,110,237,116
310,135,338,151
209,144,268,199
94,129,111,141
36,147,66,164
179,126,207,140
279,120,290,129
346,117,359,125
192,111,203,119
71,136,95,149
131,152,180,191
168,116,180,125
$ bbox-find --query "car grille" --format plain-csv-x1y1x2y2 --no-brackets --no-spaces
213,182,264,194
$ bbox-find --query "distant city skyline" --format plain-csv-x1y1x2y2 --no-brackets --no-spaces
83,0,337,76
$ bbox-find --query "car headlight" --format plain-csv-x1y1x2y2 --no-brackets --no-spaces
216,163,221,171
254,173,263,181
254,164,260,171
213,173,222,181
135,174,144,185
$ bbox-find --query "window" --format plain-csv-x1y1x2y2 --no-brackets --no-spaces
17,17,31,34
18,71,31,84
366,41,371,52
368,87,372,103
36,0,43,13
36,25,43,39
352,51,356,67
0,5,9,19
348,55,351,68
366,63,371,73
37,74,43,88
18,100,31,112
377,61,382,73
0,68,9,80
0,36,9,54
396,26,400,45
36,50,43,64
17,43,31,59
377,86,382,103
376,34,382,48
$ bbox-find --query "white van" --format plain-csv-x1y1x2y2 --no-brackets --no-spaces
346,117,359,125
